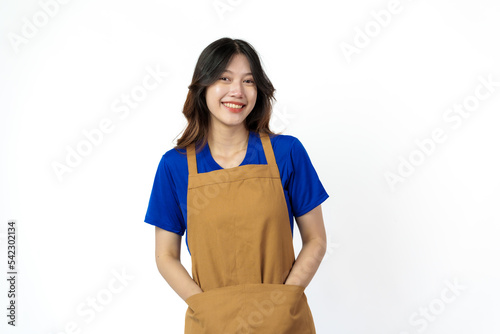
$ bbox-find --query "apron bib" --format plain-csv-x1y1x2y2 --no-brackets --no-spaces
184,132,316,333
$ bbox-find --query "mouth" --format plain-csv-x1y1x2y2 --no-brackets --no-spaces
221,102,246,113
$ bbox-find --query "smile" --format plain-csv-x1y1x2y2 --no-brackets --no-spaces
222,102,244,109
222,102,246,113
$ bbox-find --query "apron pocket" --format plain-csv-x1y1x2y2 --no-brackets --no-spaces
184,283,315,334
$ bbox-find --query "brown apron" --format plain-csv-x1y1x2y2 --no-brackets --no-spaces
184,132,316,333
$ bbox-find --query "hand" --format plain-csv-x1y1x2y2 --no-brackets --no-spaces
284,279,305,288
184,288,203,302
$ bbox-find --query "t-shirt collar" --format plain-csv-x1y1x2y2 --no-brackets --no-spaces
202,130,257,170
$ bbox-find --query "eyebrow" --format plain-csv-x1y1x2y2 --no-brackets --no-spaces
222,70,253,76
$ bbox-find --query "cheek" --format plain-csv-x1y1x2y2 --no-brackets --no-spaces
246,88,258,104
209,85,226,101
205,86,218,104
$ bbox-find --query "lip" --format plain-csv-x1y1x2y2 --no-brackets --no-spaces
222,101,245,106
221,101,246,113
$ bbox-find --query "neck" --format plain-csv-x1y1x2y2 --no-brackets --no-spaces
207,123,250,157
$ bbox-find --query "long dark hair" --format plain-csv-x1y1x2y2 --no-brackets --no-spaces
174,37,277,153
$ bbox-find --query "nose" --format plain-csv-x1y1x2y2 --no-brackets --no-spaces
228,81,244,97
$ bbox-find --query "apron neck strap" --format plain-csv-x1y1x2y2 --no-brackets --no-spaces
186,142,198,176
259,132,277,168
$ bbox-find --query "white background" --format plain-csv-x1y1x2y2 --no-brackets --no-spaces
1,0,500,333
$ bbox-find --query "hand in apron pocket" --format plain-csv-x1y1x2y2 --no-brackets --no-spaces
184,283,315,334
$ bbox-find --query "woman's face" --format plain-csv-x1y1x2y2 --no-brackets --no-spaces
205,53,257,130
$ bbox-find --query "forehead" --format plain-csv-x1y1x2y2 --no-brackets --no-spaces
224,54,252,74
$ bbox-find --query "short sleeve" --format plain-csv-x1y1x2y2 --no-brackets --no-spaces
144,155,185,236
288,138,329,218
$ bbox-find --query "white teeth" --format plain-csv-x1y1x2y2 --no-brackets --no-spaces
223,103,243,109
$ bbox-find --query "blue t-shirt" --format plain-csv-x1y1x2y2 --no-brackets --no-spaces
144,131,329,255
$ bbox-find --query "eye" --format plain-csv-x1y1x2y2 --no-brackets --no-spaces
244,79,255,84
219,77,229,81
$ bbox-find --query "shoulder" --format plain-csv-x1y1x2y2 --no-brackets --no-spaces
159,146,188,173
163,146,187,160
269,133,298,149
269,133,305,156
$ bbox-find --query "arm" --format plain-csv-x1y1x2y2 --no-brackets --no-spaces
155,226,203,301
284,204,327,288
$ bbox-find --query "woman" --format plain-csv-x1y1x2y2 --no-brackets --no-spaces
144,37,329,333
